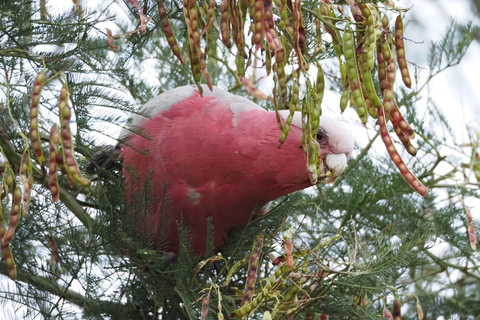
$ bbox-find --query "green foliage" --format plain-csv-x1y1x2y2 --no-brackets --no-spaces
0,1,479,320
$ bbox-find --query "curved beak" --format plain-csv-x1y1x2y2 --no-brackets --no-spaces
324,153,348,180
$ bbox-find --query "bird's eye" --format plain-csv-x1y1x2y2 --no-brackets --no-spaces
316,129,326,141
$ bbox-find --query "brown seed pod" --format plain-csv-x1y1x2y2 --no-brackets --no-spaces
284,238,293,267
389,103,415,139
30,70,46,165
377,107,428,197
378,107,428,197
49,125,60,202
241,233,264,306
394,15,412,88
201,290,210,320
252,0,265,50
20,148,33,216
2,186,22,247
393,121,417,156
393,299,401,320
58,85,91,187
157,0,184,65
219,0,231,48
464,203,476,251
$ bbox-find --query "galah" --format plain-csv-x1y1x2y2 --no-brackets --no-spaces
120,85,353,255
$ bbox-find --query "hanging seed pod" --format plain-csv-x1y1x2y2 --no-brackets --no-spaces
416,302,424,320
19,148,33,217
389,104,415,139
464,204,476,251
343,25,367,123
377,42,388,92
201,291,210,320
393,122,417,156
158,0,184,65
188,0,212,90
58,85,91,187
377,107,428,197
359,4,375,47
279,72,299,146
30,70,46,165
292,0,306,68
394,15,412,88
49,125,60,202
360,51,382,109
340,89,350,113
219,0,231,48
392,299,401,320
241,233,264,306
1,243,16,280
2,186,22,247
383,306,393,320
253,0,265,50
274,0,288,31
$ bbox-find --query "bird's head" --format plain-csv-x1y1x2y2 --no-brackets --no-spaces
278,110,354,182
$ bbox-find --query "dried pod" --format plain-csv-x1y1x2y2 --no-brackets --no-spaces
464,204,476,251
201,291,210,320
2,186,22,247
393,299,401,320
377,107,428,197
20,148,33,216
158,0,184,65
30,70,46,165
389,104,415,139
241,233,264,306
49,125,61,202
219,0,231,48
394,15,412,88
416,302,424,320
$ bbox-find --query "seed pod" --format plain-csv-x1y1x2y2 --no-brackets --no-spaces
383,306,393,320
0,184,6,239
340,89,350,113
58,85,91,187
359,4,375,47
49,125,60,202
231,263,290,318
377,43,388,92
360,52,382,109
416,302,424,320
2,186,22,246
389,104,415,139
274,0,288,31
392,299,401,320
284,239,293,267
158,0,184,65
241,233,264,306
377,107,428,197
252,0,264,50
20,148,33,216
393,122,417,156
343,24,367,123
279,72,299,145
30,70,46,165
201,291,210,320
1,243,16,280
464,204,476,251
219,0,231,48
394,15,412,88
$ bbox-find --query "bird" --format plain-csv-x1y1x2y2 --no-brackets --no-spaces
120,85,354,255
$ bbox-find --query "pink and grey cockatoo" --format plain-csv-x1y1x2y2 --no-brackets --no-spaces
121,85,353,255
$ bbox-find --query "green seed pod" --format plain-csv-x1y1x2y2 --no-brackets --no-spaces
377,107,428,197
158,0,185,65
358,4,375,47
394,15,412,88
360,51,382,109
340,89,350,113
1,243,16,279
58,85,91,187
30,70,46,165
343,24,367,123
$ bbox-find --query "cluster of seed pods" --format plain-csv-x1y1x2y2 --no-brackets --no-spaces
158,0,184,65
